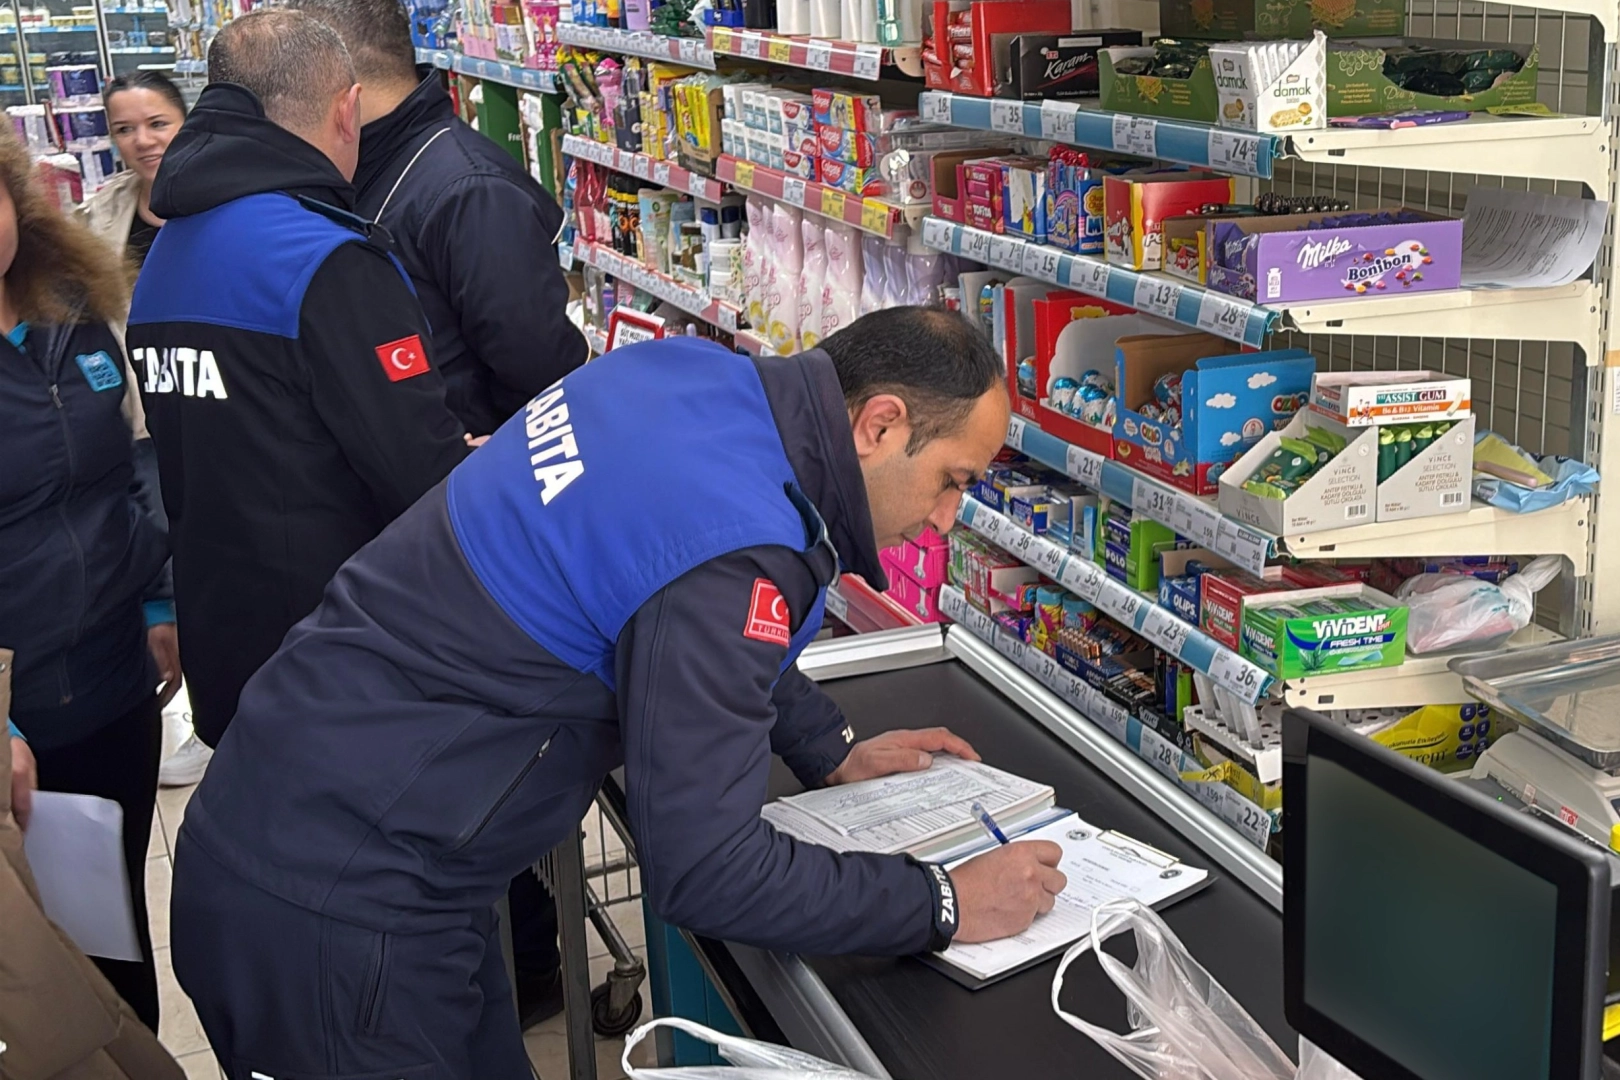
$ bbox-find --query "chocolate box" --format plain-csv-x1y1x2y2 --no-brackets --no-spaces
1099,48,1219,123
1161,0,1405,40
1112,334,1315,494
991,29,1142,100
1203,207,1463,304
1104,171,1234,272
924,0,1074,98
1327,39,1538,117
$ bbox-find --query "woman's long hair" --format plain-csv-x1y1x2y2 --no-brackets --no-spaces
0,131,130,325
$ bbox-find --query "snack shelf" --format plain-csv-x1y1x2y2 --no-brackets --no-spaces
958,495,1273,703
917,91,1276,179
1284,623,1566,712
1283,114,1609,192
707,27,891,80
570,239,753,341
1007,414,1593,573
939,584,1276,850
922,216,1272,347
416,48,557,92
715,154,921,237
922,216,1601,348
554,24,715,69
562,135,727,200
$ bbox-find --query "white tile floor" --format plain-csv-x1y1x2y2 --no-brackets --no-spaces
148,696,654,1079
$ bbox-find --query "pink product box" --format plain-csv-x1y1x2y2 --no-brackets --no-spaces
883,535,949,588
881,556,947,623
817,157,884,197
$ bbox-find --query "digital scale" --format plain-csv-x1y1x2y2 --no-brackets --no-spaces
1455,638,1620,853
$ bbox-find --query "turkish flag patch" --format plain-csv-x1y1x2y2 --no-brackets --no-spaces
743,578,791,646
375,335,430,382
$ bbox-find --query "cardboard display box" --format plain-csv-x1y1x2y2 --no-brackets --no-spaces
1309,370,1471,426
1327,39,1538,117
924,0,1073,97
991,29,1143,100
1023,302,1159,456
1112,334,1315,495
1099,48,1219,123
1202,207,1463,304
1103,170,1233,272
1161,0,1405,40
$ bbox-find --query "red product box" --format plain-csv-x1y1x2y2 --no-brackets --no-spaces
924,0,1073,98
1102,170,1233,272
811,88,883,132
966,200,1000,232
1008,291,1131,457
1199,570,1291,651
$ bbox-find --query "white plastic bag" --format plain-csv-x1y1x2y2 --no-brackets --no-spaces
622,1017,883,1080
1050,899,1297,1080
1397,555,1564,654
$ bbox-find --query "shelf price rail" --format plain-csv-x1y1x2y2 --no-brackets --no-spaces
707,26,887,79
416,47,557,92
562,135,727,200
715,154,914,237
567,240,772,352
554,24,714,68
939,584,1275,851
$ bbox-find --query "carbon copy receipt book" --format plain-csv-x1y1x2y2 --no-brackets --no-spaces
760,755,1063,862
929,814,1212,989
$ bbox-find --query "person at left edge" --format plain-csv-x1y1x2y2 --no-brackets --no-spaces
289,0,587,439
126,9,468,751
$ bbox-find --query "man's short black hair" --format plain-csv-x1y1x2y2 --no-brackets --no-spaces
820,306,1003,453
286,0,418,86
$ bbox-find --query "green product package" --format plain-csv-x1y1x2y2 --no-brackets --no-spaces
1125,518,1177,592
1159,0,1405,39
1241,588,1408,679
1098,50,1219,122
1327,41,1539,117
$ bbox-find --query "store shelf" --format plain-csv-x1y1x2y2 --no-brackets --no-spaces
1285,623,1566,712
416,47,556,93
923,216,1602,348
940,585,1275,850
5,24,99,33
921,216,1272,347
571,239,760,347
715,154,920,237
109,45,173,52
958,495,1273,703
918,91,1276,179
707,27,888,79
0,83,48,92
554,24,714,69
563,134,726,199
1009,413,1593,574
1284,114,1609,192
102,5,168,12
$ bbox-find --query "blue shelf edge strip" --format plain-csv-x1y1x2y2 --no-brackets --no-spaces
921,216,1276,349
416,47,556,93
922,91,1277,180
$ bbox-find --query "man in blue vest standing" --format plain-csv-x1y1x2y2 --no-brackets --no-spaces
169,306,1068,1078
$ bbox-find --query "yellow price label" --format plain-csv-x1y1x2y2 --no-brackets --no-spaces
732,160,756,189
859,200,890,235
767,37,793,63
820,188,847,220
711,27,734,52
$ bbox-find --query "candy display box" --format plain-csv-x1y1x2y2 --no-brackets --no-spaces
1098,48,1219,123
1309,370,1471,426
1112,334,1315,495
1202,207,1463,304
1327,40,1538,117
1160,0,1405,40
924,0,1074,97
1218,409,1379,535
1013,293,1144,455
1241,583,1408,680
1104,171,1234,272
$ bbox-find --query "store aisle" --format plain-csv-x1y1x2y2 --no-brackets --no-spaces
147,697,655,1079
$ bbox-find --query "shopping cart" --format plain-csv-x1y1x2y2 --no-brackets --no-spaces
539,785,648,1078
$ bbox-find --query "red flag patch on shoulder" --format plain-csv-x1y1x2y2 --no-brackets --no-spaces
376,335,430,381
743,578,792,646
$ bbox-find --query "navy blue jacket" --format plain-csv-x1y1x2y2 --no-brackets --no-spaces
178,344,957,956
1,318,169,750
354,71,586,437
128,83,468,743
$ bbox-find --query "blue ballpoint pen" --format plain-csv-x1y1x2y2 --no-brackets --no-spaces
970,801,1010,845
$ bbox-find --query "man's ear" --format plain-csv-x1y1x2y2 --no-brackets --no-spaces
849,393,909,458
335,83,363,143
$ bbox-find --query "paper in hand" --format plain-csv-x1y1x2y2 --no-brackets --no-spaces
1461,187,1609,288
23,790,142,962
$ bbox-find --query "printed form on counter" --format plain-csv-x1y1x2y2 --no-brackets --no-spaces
931,813,1210,987
1460,187,1609,288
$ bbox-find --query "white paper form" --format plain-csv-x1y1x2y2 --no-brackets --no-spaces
1460,187,1610,288
23,791,141,962
938,814,1209,982
761,756,1052,856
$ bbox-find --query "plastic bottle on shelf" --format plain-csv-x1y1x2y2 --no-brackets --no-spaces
859,233,885,315
809,0,836,38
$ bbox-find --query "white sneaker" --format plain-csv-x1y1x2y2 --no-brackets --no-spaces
159,733,213,788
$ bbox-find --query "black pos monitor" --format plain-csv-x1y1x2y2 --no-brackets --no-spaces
1282,707,1613,1080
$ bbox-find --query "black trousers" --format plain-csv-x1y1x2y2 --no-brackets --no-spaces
31,692,163,1032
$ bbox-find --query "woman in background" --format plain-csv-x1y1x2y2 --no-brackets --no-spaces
81,70,203,786
1,126,173,1030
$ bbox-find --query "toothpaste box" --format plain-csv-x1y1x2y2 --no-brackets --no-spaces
767,131,786,171
817,125,884,166
812,87,883,131
817,157,885,197
782,142,817,179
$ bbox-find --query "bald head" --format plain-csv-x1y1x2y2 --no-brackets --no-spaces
209,9,361,163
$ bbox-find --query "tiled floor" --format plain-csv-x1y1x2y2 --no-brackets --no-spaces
147,697,654,1079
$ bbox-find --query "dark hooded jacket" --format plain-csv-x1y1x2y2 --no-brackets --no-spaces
126,83,467,744
354,71,585,436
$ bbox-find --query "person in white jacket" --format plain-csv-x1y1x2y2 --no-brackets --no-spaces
79,69,203,788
